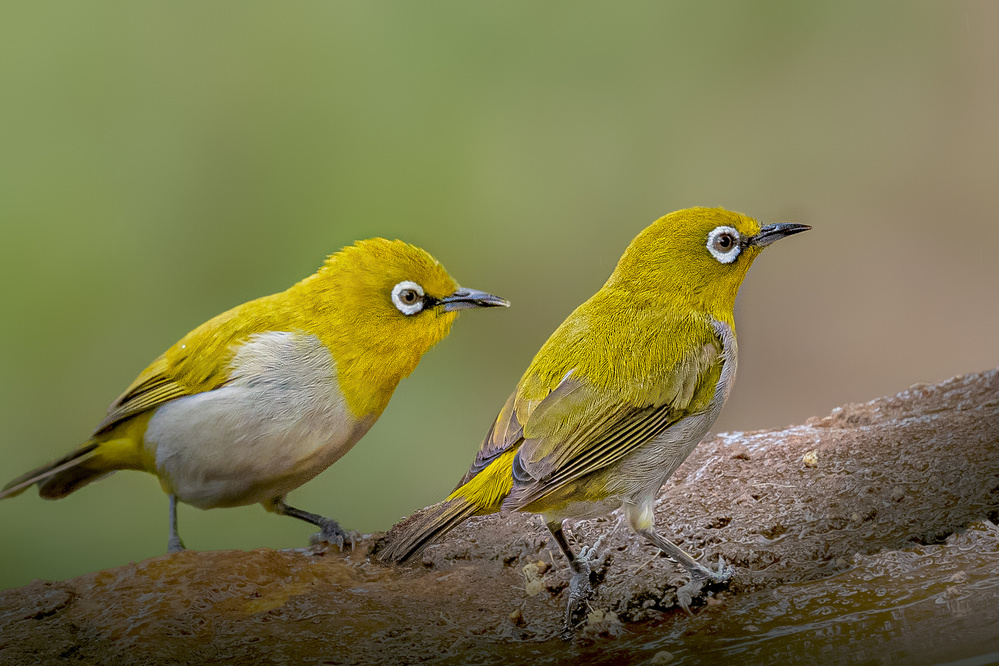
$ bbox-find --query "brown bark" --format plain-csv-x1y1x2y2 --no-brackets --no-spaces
2,370,997,665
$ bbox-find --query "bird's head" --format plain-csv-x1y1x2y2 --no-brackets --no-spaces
301,238,508,416
607,207,810,318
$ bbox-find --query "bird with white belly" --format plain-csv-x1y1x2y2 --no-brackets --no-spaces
1,238,508,552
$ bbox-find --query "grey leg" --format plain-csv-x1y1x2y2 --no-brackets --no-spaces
547,520,605,635
167,494,186,553
638,528,733,612
269,497,350,548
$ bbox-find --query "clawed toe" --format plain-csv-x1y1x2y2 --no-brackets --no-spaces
707,564,735,583
689,553,734,583
309,521,354,550
562,535,608,634
677,554,733,613
576,534,606,568
676,578,700,615
702,553,734,583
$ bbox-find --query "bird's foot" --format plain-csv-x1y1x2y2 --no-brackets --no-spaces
703,553,735,583
561,535,607,638
308,519,355,550
167,535,186,554
676,554,734,614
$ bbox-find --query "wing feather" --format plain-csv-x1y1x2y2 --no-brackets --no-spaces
508,400,680,508
502,337,725,510
456,390,523,486
90,295,284,436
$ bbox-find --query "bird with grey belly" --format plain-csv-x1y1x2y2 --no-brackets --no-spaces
1,238,508,553
379,207,809,631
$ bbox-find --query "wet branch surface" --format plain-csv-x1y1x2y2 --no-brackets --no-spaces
2,370,998,665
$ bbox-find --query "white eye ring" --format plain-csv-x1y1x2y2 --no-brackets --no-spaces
706,226,742,264
391,281,425,315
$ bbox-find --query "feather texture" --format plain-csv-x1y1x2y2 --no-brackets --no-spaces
4,238,504,547
381,207,779,563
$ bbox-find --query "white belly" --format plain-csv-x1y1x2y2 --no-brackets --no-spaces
144,331,370,509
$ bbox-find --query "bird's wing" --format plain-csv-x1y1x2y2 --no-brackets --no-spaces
454,369,565,488
504,340,725,510
92,357,229,435
455,388,524,487
91,304,272,435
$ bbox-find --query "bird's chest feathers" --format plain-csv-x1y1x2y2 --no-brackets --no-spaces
146,331,368,506
313,308,456,419
223,331,363,455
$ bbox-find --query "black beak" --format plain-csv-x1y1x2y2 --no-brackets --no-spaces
439,288,510,312
748,223,812,248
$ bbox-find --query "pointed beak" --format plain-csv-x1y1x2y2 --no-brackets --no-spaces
748,223,812,248
439,288,510,312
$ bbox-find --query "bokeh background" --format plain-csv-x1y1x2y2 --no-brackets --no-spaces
2,1,997,590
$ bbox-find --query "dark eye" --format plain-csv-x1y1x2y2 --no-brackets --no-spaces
391,280,426,315
706,226,743,264
713,233,734,251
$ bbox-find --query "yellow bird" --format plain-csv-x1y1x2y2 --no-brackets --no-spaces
380,207,809,626
1,238,507,552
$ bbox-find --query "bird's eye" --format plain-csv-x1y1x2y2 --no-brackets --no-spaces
391,281,426,315
706,226,743,264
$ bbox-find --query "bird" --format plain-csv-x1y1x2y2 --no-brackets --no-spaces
1,238,508,553
379,207,809,628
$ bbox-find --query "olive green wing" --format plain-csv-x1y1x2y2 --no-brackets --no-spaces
455,389,524,487
454,368,563,488
91,304,269,436
503,345,724,510
91,356,226,435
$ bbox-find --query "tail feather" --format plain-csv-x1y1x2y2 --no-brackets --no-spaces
378,496,480,563
1,442,101,501
380,448,519,563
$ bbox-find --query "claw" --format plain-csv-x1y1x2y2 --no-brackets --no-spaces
562,535,607,636
676,578,700,615
638,527,735,613
706,553,735,583
693,553,734,583
576,534,606,567
677,554,733,613
308,519,354,550
269,499,352,550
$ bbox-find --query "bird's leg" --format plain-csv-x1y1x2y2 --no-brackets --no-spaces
268,497,352,549
547,520,605,636
167,494,186,553
638,528,733,613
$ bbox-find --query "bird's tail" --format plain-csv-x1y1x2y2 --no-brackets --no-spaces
1,436,148,501
378,495,481,563
379,448,518,563
0,442,104,500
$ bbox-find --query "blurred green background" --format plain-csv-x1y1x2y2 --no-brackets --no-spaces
2,1,997,590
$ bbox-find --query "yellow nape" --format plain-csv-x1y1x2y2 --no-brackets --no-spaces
448,448,518,515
